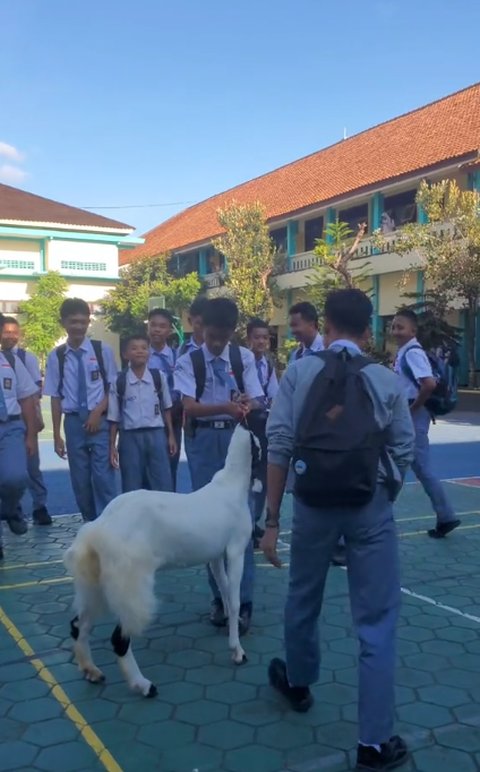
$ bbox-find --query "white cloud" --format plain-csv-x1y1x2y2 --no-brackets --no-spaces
0,141,24,163
0,164,28,185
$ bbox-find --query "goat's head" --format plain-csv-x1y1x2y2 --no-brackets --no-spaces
228,423,263,493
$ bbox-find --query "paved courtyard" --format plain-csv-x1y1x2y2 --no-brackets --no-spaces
0,413,479,771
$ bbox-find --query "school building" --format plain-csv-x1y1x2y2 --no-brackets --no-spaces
0,182,143,355
122,83,480,382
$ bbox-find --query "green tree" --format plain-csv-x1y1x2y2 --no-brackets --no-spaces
101,255,202,339
374,179,480,385
399,289,461,352
18,271,68,367
212,201,279,333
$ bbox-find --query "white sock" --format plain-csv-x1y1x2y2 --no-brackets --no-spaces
359,742,382,752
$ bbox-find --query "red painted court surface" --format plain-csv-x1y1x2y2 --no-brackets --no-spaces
0,412,479,771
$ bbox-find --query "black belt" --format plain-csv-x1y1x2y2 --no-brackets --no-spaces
65,411,107,417
195,419,236,430
1,415,21,423
122,426,165,433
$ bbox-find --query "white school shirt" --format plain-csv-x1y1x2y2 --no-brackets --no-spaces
394,338,433,400
44,338,118,412
289,331,324,364
108,366,172,430
13,347,42,388
174,342,264,421
255,355,279,401
0,352,38,416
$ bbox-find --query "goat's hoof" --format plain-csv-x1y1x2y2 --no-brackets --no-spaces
146,683,158,699
83,667,105,683
232,652,247,665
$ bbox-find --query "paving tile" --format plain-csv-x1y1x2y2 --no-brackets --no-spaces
230,699,283,726
35,741,99,772
205,681,257,705
414,745,478,771
155,680,204,704
187,664,233,685
0,718,24,742
436,724,480,752
159,743,223,772
453,704,480,727
165,649,212,669
23,718,79,747
0,741,38,771
397,702,453,729
175,698,228,725
419,684,469,708
118,699,172,724
198,719,254,749
137,719,195,749
224,744,284,772
259,719,313,750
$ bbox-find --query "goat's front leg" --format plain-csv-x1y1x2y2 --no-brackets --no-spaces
111,625,157,698
71,614,105,683
225,550,247,665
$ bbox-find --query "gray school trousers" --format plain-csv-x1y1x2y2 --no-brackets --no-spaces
285,485,400,745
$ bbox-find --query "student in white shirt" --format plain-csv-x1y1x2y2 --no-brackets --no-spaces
392,309,460,538
288,302,324,363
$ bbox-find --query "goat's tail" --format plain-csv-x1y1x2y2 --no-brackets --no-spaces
64,523,157,637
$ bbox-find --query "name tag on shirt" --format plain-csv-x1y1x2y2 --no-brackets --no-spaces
3,377,12,390
155,403,160,416
90,370,100,382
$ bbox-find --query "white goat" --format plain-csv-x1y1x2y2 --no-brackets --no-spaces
64,424,261,698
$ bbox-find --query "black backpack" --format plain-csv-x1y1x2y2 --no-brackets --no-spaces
116,368,163,411
190,344,245,400
56,339,108,398
16,348,27,366
293,348,393,508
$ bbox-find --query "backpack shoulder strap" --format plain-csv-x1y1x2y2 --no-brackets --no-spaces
190,348,206,401
116,370,127,411
229,343,245,393
295,346,303,360
91,339,108,394
149,368,163,402
56,343,68,398
400,345,424,387
16,348,26,365
3,350,15,370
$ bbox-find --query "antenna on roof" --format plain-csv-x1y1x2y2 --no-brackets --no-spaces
343,127,347,140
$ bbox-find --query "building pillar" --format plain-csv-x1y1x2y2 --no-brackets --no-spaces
39,239,46,272
198,248,207,277
468,170,480,192
371,192,384,230
287,221,298,270
371,274,380,345
417,202,428,224
325,207,336,244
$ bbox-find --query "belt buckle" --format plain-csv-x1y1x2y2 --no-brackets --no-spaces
213,420,225,429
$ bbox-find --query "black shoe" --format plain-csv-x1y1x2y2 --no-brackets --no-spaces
239,602,252,636
32,507,53,526
209,598,227,627
268,657,314,713
428,518,461,539
356,736,409,770
331,545,347,567
6,516,28,536
253,525,265,550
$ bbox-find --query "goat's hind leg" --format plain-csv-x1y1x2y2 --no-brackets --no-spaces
111,625,157,698
70,614,105,684
209,556,230,618
225,550,247,666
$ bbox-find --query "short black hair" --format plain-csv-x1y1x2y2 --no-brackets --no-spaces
246,318,269,337
203,297,238,330
60,298,90,320
189,295,209,317
0,316,19,326
124,333,149,348
147,307,174,325
289,301,318,324
324,289,373,336
395,308,418,327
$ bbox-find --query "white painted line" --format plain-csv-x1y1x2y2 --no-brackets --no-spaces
399,586,480,624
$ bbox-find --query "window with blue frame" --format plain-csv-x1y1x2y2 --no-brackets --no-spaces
383,189,417,231
338,203,369,233
304,216,324,251
270,226,288,254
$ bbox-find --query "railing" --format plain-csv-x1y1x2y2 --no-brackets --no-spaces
203,271,224,288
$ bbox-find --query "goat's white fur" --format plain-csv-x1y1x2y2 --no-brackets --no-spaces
64,424,260,697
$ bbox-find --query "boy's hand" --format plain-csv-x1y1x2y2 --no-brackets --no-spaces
228,401,250,421
110,447,119,469
168,434,178,457
84,407,103,434
54,436,67,459
25,433,37,458
260,527,282,568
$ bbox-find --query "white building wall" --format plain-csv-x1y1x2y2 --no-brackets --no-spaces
47,240,119,278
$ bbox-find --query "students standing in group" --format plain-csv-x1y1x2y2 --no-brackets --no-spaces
174,297,264,634
109,334,177,493
0,328,38,559
288,302,324,362
44,298,118,522
0,316,51,526
147,308,182,490
246,318,279,547
177,296,208,357
263,289,415,771
391,309,461,538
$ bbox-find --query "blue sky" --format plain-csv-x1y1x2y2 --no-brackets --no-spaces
1,0,479,235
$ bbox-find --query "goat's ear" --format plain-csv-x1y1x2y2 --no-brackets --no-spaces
251,478,263,493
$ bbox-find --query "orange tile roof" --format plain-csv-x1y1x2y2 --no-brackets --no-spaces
0,183,133,232
121,83,480,265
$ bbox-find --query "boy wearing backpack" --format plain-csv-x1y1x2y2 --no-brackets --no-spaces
109,334,176,492
0,317,51,526
288,301,324,363
246,318,279,546
174,297,264,633
44,298,118,522
263,289,415,771
177,296,208,357
391,308,460,538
